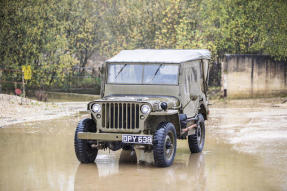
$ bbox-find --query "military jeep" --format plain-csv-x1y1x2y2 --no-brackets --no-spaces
74,49,211,167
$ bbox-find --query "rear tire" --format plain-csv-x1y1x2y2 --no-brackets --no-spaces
188,114,205,153
153,122,177,167
74,118,98,163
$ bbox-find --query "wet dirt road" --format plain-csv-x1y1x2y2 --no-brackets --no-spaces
0,99,286,191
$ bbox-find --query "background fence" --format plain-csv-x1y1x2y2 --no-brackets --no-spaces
0,68,25,95
0,67,101,97
1,63,222,100
55,66,101,94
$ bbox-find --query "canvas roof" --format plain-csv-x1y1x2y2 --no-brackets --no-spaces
106,49,211,64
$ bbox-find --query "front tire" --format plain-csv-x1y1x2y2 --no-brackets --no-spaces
74,118,98,163
153,122,177,167
188,114,205,153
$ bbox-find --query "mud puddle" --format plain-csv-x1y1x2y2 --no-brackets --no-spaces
207,99,287,189
0,99,286,190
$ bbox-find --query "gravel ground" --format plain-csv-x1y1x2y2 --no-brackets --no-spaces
0,94,87,127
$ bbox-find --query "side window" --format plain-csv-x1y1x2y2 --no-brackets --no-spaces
185,73,189,94
184,65,189,94
199,60,205,92
188,69,192,93
199,61,203,79
183,61,204,96
192,67,197,82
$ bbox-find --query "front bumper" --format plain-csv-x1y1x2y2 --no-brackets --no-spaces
78,132,153,142
78,132,122,141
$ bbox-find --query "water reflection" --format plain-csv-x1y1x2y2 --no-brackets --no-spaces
0,111,284,191
74,150,207,191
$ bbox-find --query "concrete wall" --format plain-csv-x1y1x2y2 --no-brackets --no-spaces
222,55,287,98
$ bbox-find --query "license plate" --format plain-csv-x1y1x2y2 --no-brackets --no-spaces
122,134,153,145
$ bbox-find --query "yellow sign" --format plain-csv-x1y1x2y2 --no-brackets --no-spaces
22,65,32,80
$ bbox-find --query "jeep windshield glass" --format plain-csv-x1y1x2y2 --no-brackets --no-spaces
107,64,179,85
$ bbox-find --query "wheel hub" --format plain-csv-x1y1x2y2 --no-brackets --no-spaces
164,133,175,161
166,142,172,149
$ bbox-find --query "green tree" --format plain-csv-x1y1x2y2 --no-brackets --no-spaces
1,0,286,92
198,0,287,60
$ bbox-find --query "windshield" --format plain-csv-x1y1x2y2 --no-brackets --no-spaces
107,64,179,85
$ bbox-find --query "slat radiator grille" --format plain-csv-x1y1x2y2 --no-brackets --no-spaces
102,103,140,129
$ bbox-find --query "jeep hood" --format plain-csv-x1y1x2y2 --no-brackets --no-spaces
95,95,180,109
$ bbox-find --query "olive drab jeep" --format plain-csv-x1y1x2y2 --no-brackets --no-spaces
74,49,211,167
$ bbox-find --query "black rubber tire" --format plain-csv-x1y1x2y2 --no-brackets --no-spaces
153,122,177,167
74,118,98,163
188,114,205,153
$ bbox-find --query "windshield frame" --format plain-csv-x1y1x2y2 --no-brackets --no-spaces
106,63,180,86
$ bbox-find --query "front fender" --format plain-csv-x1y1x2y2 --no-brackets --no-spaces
145,110,181,137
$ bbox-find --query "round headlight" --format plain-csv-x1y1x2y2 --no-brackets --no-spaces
92,104,101,113
141,104,151,114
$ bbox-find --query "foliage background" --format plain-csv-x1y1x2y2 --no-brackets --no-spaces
0,0,286,90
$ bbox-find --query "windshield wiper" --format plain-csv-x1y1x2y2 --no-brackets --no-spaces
115,64,127,79
151,64,163,81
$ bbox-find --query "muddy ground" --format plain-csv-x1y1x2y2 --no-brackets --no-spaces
0,98,286,190
0,94,87,127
